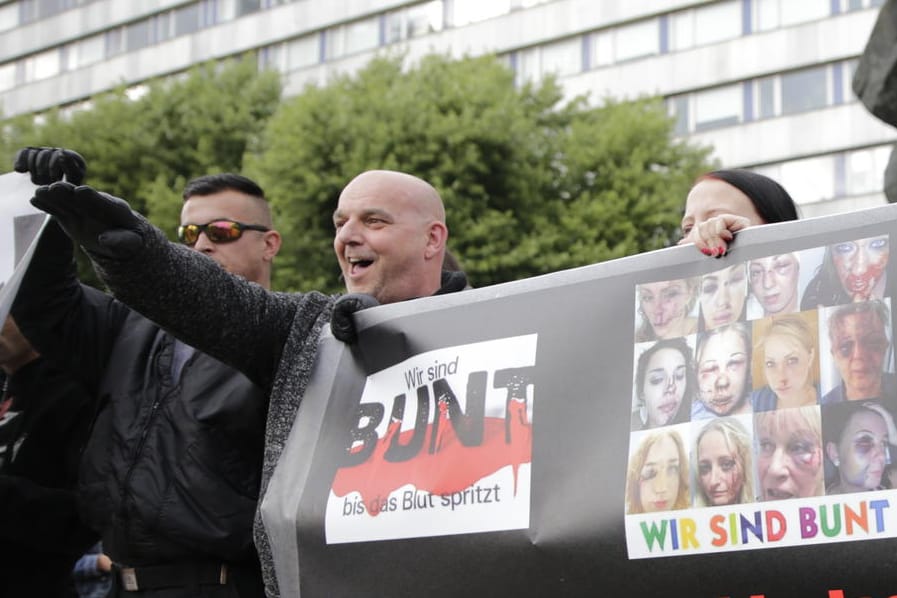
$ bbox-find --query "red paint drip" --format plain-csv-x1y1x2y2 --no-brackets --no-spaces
332,399,531,516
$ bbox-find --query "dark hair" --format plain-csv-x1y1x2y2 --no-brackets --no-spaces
443,248,463,272
634,337,696,428
700,169,799,224
182,173,266,202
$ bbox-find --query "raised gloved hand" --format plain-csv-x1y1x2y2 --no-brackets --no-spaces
30,182,142,259
14,146,86,186
330,293,380,343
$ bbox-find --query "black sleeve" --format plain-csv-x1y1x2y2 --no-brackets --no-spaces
87,220,331,391
11,219,129,397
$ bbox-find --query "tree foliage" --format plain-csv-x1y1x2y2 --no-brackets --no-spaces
245,54,715,292
1,57,281,285
2,52,714,293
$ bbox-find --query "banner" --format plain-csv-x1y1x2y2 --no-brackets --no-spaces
261,202,897,598
0,172,43,325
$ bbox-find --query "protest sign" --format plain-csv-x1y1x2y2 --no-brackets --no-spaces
0,171,43,324
261,203,897,598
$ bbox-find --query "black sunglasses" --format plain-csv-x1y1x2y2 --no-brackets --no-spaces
177,220,270,246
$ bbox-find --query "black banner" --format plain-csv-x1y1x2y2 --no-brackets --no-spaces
261,203,897,598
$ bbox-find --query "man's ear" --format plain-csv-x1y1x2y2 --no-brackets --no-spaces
424,221,448,260
263,230,282,261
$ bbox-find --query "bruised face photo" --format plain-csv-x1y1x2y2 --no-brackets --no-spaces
749,254,799,316
642,348,688,428
638,279,695,340
697,430,744,506
830,311,889,400
700,265,747,330
829,409,889,493
762,334,815,405
756,409,823,500
832,237,889,302
697,329,749,416
638,435,682,513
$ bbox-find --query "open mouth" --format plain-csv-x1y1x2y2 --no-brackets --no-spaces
347,257,374,277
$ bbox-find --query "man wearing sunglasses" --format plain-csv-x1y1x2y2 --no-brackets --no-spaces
12,151,281,597
14,150,467,598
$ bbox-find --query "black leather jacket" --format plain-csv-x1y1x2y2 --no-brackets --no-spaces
13,221,266,567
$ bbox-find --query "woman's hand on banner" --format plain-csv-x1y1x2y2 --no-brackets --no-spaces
679,213,751,257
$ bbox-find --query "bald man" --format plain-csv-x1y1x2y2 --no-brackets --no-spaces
22,166,467,598
334,170,448,303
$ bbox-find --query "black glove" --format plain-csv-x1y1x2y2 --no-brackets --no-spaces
14,146,86,186
30,182,142,259
330,293,380,343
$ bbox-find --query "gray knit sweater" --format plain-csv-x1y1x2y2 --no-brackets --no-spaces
90,220,334,598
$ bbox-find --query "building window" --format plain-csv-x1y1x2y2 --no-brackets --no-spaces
755,0,830,31
762,155,837,205
589,18,659,66
105,27,125,57
126,19,152,52
615,19,659,62
325,17,380,60
385,1,443,44
846,145,891,196
446,0,510,27
540,37,581,77
258,44,283,71
0,2,19,32
65,34,105,70
286,35,320,70
781,65,828,115
670,0,741,52
23,47,62,81
694,84,742,131
0,62,16,92
175,3,201,36
669,95,689,136
757,76,777,118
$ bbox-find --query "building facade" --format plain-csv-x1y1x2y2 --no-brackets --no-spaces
1,0,894,216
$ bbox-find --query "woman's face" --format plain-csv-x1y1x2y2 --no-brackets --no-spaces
763,334,814,403
832,236,889,302
831,410,889,492
680,178,766,238
638,435,682,513
697,430,744,505
639,280,693,339
700,265,747,330
749,254,799,315
697,330,748,416
642,348,688,428
757,416,822,500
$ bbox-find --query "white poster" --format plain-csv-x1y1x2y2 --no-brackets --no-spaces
0,171,44,324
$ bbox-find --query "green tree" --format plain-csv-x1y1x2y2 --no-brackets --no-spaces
246,54,715,292
2,57,281,219
1,57,282,283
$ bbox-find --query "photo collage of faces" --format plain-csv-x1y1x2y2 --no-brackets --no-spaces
625,235,897,514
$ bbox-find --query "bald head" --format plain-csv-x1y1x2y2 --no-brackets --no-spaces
333,170,448,304
342,170,445,221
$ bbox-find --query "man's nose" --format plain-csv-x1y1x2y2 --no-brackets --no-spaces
192,231,215,253
336,219,360,244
